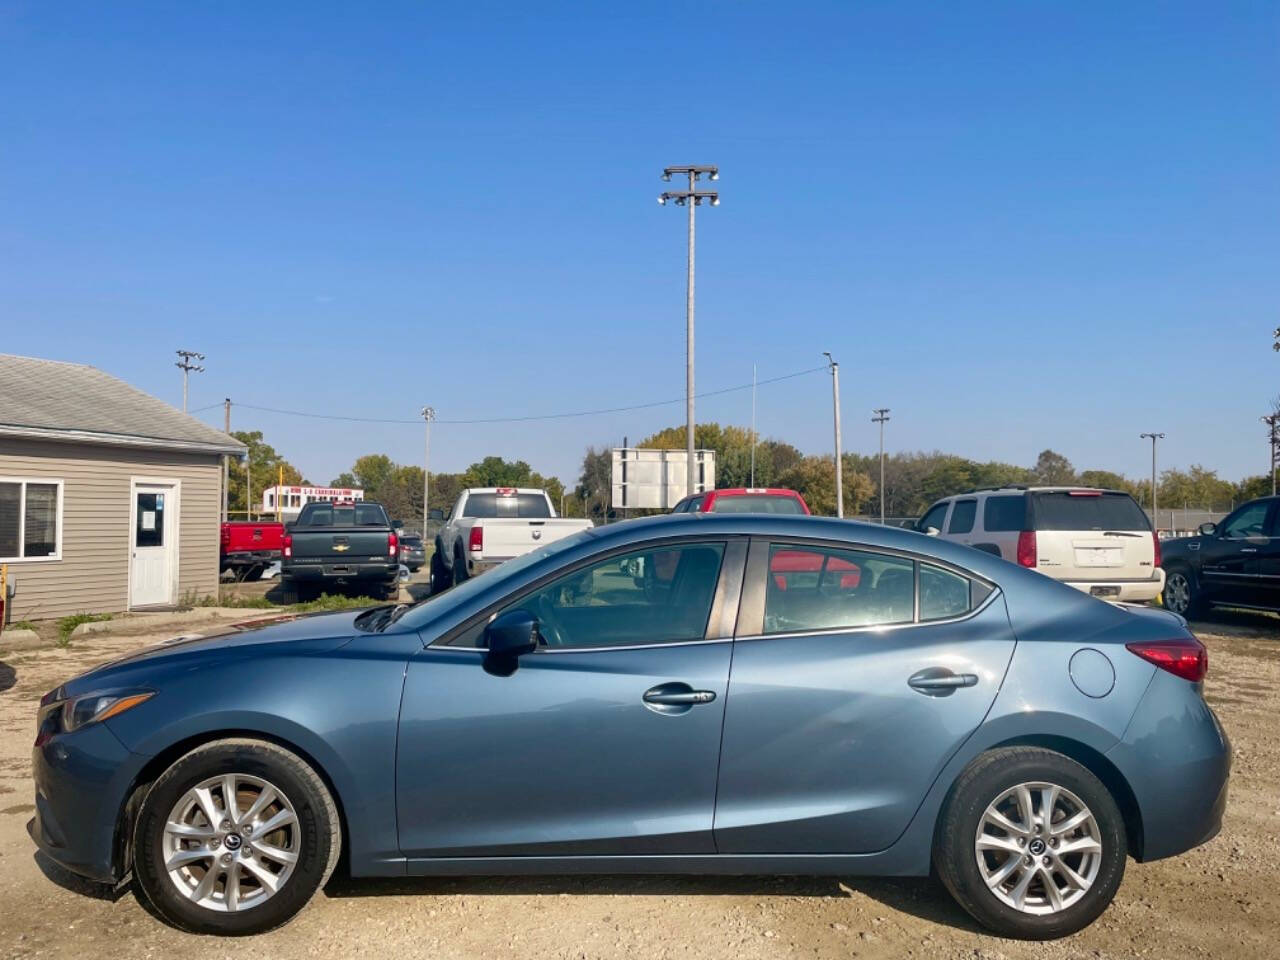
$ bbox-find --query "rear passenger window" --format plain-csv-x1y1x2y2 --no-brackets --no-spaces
983,495,1026,532
920,564,972,621
765,544,914,633
948,500,976,534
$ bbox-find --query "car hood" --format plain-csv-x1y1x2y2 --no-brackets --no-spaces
56,608,378,697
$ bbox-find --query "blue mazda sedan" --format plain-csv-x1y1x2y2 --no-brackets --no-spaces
30,514,1229,939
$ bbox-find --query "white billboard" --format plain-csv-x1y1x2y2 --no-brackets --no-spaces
611,448,716,509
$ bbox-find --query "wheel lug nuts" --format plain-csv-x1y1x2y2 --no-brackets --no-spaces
1024,856,1033,865
221,853,232,865
1050,837,1058,847
1042,856,1051,866
1016,837,1025,847
221,820,232,830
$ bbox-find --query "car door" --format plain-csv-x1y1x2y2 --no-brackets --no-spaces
1251,500,1280,608
713,538,1016,854
1199,500,1269,604
396,538,744,861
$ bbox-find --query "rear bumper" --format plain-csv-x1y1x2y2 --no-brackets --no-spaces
222,550,281,568
1060,569,1165,602
1107,668,1231,861
284,562,398,582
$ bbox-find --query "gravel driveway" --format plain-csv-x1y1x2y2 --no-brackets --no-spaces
0,610,1275,959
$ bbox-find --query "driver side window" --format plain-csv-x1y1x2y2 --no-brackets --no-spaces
454,542,726,650
1222,501,1269,539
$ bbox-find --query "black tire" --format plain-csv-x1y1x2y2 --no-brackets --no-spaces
429,542,451,595
1162,565,1202,618
934,747,1126,940
132,738,341,936
453,546,469,584
279,579,301,605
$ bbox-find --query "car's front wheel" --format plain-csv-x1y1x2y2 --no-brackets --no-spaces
934,747,1126,940
133,739,341,935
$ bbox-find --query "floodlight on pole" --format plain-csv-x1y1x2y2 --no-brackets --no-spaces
175,350,205,413
1140,432,1165,533
659,164,719,496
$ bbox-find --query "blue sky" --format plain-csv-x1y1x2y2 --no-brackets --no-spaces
2,1,1277,486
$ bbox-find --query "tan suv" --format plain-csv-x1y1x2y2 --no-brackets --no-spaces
916,486,1164,602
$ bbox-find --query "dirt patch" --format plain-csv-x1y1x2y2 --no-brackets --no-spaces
0,618,1274,959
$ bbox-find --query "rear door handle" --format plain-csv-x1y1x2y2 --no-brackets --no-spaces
908,668,978,696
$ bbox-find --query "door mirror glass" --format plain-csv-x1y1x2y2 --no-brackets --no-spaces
484,609,541,659
1198,522,1217,537
923,526,940,537
428,508,445,522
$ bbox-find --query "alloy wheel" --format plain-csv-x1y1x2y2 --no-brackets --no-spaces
162,773,300,913
1165,573,1191,615
974,781,1103,915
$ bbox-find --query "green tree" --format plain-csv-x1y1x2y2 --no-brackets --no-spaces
775,455,875,516
1033,449,1076,485
575,446,613,523
227,431,307,518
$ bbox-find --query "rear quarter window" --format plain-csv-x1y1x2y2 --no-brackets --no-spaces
1032,492,1150,531
983,495,1027,532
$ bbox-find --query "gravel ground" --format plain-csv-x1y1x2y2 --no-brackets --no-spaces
0,609,1275,960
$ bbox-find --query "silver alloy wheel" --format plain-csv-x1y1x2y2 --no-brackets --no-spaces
162,773,300,912
974,781,1102,915
1165,573,1191,614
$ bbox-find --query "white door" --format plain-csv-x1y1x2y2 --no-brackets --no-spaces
130,482,177,608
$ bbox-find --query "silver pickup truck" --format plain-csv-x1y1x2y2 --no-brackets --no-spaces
431,487,593,593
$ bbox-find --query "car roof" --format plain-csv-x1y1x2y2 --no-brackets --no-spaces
935,486,1132,500
706,488,802,497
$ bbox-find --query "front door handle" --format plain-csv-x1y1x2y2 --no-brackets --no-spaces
642,682,717,714
908,667,978,696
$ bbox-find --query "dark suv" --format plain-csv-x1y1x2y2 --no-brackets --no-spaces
1159,495,1280,616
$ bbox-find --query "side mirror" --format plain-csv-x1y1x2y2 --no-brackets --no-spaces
923,526,941,537
484,609,540,660
392,518,404,529
1198,522,1217,537
428,508,445,522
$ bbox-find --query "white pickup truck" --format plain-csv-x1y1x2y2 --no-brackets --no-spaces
430,487,594,593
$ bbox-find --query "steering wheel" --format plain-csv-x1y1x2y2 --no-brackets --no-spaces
529,593,567,648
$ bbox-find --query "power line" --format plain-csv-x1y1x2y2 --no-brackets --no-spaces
214,365,827,427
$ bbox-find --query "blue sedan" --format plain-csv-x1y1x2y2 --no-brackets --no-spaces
30,514,1229,938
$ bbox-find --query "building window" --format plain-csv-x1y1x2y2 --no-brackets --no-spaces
0,478,63,562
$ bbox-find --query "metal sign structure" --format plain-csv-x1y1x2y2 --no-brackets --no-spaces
611,448,715,509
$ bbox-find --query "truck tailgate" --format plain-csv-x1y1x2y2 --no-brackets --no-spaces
291,527,393,562
476,519,592,560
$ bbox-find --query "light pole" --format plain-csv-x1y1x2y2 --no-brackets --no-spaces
421,406,435,536
1140,432,1164,533
175,350,205,413
660,164,719,496
1262,414,1279,495
872,409,891,523
823,352,843,518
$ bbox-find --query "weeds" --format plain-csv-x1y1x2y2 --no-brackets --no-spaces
56,613,112,646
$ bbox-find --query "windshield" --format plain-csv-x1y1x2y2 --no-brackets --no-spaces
391,527,597,628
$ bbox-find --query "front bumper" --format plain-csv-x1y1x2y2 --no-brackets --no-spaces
1061,568,1165,603
1107,668,1231,861
29,723,145,884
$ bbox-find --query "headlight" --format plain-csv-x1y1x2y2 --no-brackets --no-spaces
37,691,153,741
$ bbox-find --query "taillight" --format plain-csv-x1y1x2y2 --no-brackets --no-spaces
1016,530,1037,568
1126,637,1208,682
282,533,292,558
469,526,483,554
220,526,230,549
1152,532,1162,568
387,532,398,556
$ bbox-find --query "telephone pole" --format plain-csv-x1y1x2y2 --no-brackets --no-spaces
824,352,844,518
659,164,719,496
222,398,231,522
175,350,205,413
872,408,891,523
1140,432,1165,533
421,406,435,536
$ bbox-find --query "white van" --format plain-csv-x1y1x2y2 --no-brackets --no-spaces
916,486,1164,602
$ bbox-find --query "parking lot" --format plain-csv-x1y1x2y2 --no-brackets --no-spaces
0,610,1275,960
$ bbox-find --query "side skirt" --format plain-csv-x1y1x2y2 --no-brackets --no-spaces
403,853,925,878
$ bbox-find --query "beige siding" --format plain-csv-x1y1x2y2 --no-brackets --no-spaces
0,438,223,621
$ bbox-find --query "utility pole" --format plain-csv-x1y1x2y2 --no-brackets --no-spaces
659,164,719,497
421,406,435,536
872,408,891,523
1140,432,1164,534
750,363,757,487
1262,414,1280,495
823,352,844,518
222,398,231,523
175,350,205,413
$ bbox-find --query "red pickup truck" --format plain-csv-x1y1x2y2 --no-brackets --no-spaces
220,521,285,579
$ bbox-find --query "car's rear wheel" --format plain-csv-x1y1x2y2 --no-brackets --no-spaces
1163,568,1201,617
133,739,341,936
453,546,469,584
934,747,1126,940
429,547,449,595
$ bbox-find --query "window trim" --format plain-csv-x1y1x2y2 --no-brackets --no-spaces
735,536,998,639
0,476,64,563
430,535,749,653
